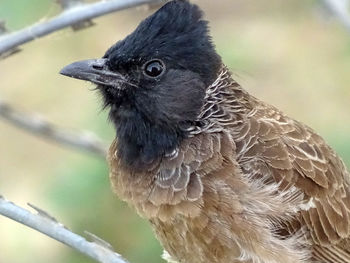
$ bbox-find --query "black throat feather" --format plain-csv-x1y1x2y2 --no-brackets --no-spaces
111,104,185,171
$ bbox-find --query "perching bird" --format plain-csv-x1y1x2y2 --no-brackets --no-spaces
60,1,350,262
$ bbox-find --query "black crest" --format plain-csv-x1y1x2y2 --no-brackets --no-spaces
104,0,221,87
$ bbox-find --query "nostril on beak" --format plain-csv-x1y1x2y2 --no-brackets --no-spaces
92,64,104,70
91,58,108,71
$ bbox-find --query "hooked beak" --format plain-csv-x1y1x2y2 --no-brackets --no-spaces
60,58,125,87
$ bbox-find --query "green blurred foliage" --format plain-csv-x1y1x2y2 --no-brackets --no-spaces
0,0,54,29
0,1,350,263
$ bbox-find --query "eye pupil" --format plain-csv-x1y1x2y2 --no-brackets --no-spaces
144,60,164,77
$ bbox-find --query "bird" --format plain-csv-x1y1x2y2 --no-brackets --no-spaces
60,1,350,262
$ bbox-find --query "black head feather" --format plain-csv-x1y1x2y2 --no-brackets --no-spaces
61,0,223,170
104,0,221,87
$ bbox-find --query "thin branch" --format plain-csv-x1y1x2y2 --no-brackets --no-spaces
0,195,129,263
322,0,350,31
0,0,162,57
56,0,96,31
0,20,21,58
0,100,108,157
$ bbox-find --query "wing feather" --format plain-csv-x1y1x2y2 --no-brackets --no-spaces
235,105,350,262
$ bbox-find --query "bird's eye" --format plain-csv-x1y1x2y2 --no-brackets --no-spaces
143,60,165,78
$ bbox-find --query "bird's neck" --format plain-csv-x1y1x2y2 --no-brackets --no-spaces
113,66,252,170
189,66,253,135
113,109,184,171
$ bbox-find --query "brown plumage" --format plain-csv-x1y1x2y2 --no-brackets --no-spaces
60,1,350,262
108,68,350,263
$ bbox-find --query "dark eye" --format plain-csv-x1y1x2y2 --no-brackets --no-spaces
143,59,165,78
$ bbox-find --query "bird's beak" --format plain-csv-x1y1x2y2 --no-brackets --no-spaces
60,58,125,87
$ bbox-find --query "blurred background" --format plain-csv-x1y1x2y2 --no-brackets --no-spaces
0,0,350,262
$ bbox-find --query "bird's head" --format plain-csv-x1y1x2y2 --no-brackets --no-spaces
60,0,222,169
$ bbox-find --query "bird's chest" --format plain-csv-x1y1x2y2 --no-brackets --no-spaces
108,133,308,263
108,133,248,262
108,133,237,219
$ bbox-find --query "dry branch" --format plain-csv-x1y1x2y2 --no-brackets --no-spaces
0,0,163,58
0,20,21,58
0,195,129,263
0,100,108,156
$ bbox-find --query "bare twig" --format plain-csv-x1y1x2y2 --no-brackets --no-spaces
322,0,350,31
0,0,163,58
0,100,108,156
0,195,129,263
0,20,21,58
56,0,95,31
